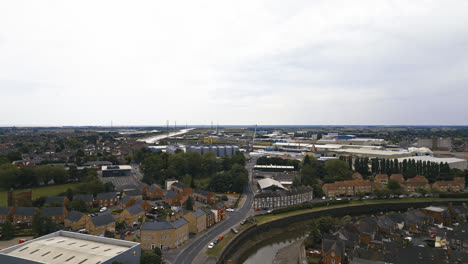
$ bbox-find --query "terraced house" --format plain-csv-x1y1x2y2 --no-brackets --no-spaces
0,207,14,223
40,207,68,224
253,186,314,209
12,207,36,225
432,177,465,192
146,184,164,200
96,192,118,207
323,180,382,197
183,208,207,234
140,218,189,250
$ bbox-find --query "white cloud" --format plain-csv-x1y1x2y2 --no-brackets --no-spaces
0,0,467,126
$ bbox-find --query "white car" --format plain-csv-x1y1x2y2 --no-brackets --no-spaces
208,242,214,249
99,207,107,213
226,208,235,212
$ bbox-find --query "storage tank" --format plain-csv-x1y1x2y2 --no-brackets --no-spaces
225,146,233,156
233,145,240,155
202,146,210,155
218,146,225,157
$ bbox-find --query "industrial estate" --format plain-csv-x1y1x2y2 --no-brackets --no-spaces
0,126,467,264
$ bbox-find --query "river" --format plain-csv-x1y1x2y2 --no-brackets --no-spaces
137,128,194,143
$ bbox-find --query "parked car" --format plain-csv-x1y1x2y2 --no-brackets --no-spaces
336,197,342,201
208,242,214,249
218,235,224,241
99,207,107,213
226,208,235,212
267,210,273,214
240,220,246,225
322,196,326,200
213,239,218,244
124,231,132,236
231,228,238,234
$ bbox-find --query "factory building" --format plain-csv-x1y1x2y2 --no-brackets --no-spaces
102,165,131,177
396,156,467,170
0,230,140,264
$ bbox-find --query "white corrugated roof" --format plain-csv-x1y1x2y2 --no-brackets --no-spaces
257,178,285,190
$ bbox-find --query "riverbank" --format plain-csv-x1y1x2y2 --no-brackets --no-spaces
273,238,304,264
217,198,468,263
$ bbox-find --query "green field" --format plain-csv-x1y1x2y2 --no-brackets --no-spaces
0,183,80,206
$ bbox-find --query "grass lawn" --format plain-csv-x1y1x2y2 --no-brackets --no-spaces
206,222,253,258
255,198,468,224
0,183,80,206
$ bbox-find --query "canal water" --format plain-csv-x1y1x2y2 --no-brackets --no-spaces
240,227,306,264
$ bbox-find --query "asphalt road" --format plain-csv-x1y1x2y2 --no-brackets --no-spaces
170,161,256,264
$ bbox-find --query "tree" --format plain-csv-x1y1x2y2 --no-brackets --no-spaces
65,188,74,201
325,160,352,181
185,196,194,211
140,251,162,264
387,179,401,191
1,221,14,240
32,213,58,237
69,199,87,212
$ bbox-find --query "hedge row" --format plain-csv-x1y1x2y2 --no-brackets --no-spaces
438,192,468,198
272,199,350,215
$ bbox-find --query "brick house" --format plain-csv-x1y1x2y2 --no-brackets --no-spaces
211,202,226,223
41,207,68,224
202,208,215,228
123,189,143,200
183,208,207,234
140,218,189,250
119,196,135,209
137,183,149,195
432,177,465,192
390,174,405,184
321,236,345,264
64,211,90,231
164,191,186,206
322,180,382,197
171,182,193,197
96,192,118,207
0,207,15,224
133,199,152,213
147,184,164,200
73,195,94,208
120,204,145,224
193,189,216,204
12,207,36,225
404,175,430,192
86,214,115,235
375,174,389,185
44,196,70,207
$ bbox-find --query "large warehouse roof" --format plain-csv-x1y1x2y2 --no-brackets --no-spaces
0,231,139,264
397,156,467,170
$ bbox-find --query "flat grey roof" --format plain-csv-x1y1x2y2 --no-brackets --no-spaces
0,231,139,264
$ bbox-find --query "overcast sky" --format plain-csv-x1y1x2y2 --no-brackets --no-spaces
1,1,467,126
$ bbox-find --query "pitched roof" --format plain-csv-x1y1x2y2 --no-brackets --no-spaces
194,189,212,197
124,189,142,197
125,204,144,216
44,196,67,205
193,208,206,218
165,190,178,199
98,192,117,200
65,211,85,222
147,184,162,193
13,207,36,216
0,206,13,215
202,208,214,216
91,214,114,227
171,182,187,190
73,195,94,203
120,195,133,204
375,174,388,181
215,202,225,210
41,207,66,217
138,183,148,191
406,175,429,184
141,218,188,230
390,174,405,183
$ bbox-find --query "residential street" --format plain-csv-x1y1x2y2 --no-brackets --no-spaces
166,159,256,264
